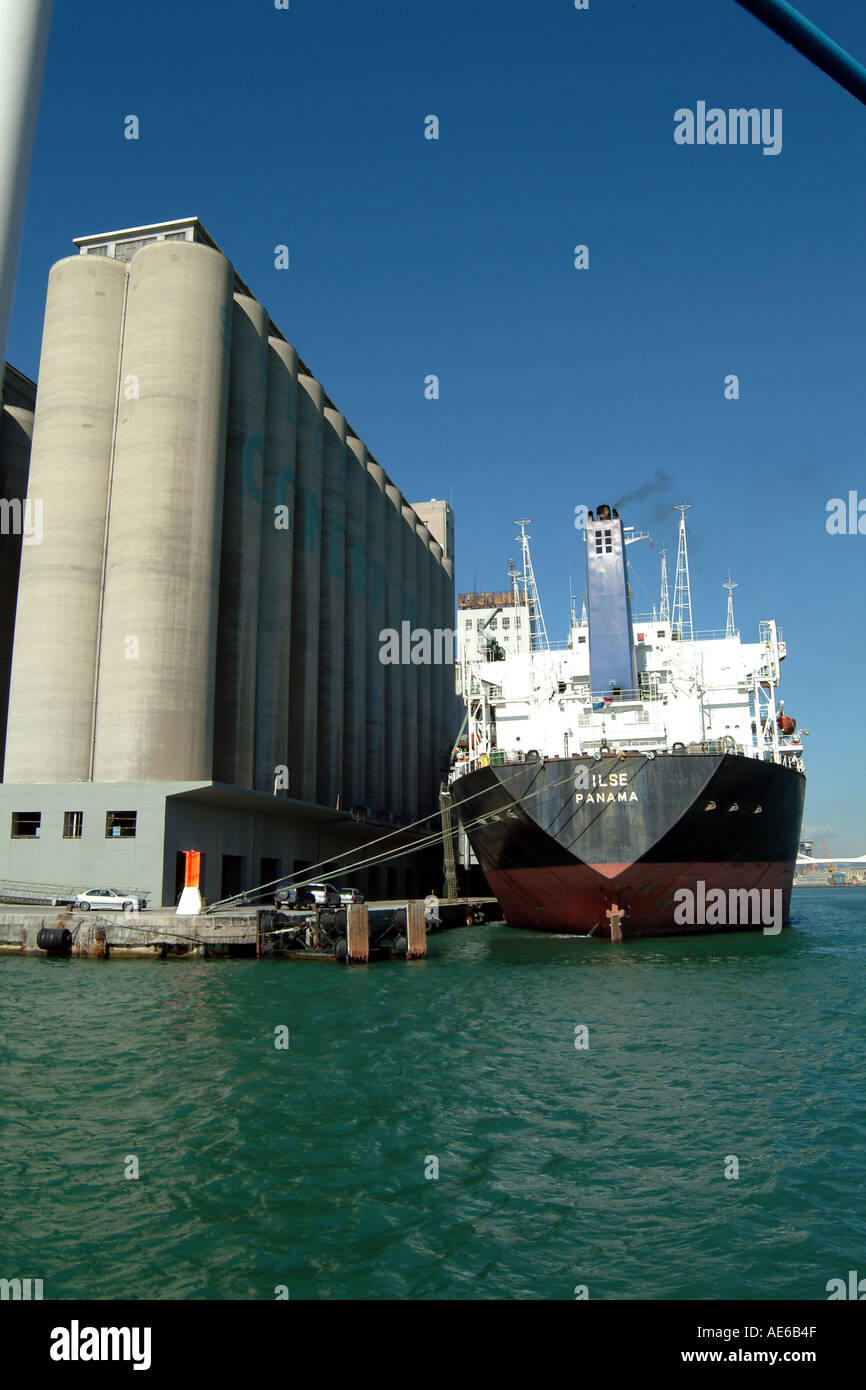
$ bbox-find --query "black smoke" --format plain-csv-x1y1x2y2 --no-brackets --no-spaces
613,470,672,523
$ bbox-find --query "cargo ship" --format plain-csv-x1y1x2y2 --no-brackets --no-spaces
449,505,806,938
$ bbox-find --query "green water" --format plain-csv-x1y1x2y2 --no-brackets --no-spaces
2,889,864,1300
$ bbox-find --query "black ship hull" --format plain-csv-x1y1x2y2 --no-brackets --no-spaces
449,752,806,938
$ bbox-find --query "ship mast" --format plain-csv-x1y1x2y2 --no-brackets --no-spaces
724,569,737,638
515,518,549,652
672,503,694,641
659,546,670,623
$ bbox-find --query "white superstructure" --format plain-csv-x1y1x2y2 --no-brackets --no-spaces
455,509,805,779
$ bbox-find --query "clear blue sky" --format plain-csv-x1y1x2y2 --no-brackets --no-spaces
8,0,866,851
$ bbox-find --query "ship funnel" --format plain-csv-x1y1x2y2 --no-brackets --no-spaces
586,505,637,697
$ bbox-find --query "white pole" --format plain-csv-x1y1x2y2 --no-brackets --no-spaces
0,0,53,392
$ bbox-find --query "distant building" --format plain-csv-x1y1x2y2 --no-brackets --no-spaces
412,499,453,563
0,220,455,905
457,589,532,663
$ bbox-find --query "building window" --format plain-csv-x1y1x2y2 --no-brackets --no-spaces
502,617,510,629
106,810,137,839
465,619,473,628
11,811,41,838
515,617,521,627
85,244,108,256
63,811,83,839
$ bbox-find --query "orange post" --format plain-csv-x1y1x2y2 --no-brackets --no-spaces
185,850,201,888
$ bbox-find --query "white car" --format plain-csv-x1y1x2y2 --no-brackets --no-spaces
306,883,341,907
339,887,365,904
75,888,147,912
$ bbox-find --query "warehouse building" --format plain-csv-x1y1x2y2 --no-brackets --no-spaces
0,219,455,905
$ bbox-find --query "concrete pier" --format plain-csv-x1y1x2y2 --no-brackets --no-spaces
406,900,426,958
0,897,498,961
346,903,369,962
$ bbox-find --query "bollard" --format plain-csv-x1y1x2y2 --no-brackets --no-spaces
75,922,108,958
406,900,427,959
346,903,369,962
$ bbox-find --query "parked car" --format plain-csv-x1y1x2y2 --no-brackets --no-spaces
75,888,147,912
274,884,315,909
339,887,365,904
305,883,341,907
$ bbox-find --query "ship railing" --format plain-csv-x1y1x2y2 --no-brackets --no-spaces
575,688,669,706
457,737,759,771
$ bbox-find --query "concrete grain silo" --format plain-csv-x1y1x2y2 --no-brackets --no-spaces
364,459,388,819
318,407,347,808
343,435,368,811
414,522,433,812
212,292,268,788
438,554,456,781
5,254,127,782
254,334,298,794
0,398,34,777
427,537,445,787
400,502,420,820
383,481,404,820
92,241,233,782
287,373,324,803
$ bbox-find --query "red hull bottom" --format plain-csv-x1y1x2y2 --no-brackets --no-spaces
484,862,796,938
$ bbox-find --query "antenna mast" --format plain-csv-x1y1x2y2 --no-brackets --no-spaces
724,569,738,638
659,546,670,623
515,518,549,651
672,503,694,641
